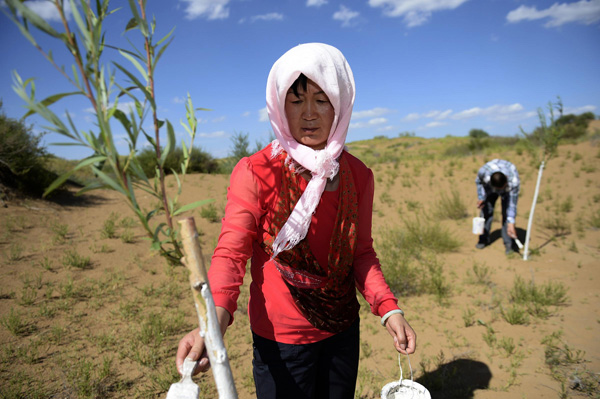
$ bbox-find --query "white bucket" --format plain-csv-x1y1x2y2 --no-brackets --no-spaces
381,379,431,399
381,354,431,399
472,217,485,235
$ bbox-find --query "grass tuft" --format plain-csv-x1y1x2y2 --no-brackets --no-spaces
509,276,568,319
434,188,468,220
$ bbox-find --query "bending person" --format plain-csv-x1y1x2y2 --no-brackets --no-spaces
475,158,520,254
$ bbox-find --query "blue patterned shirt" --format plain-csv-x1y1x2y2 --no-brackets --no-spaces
476,159,520,224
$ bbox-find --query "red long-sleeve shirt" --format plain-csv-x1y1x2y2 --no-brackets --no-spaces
209,145,400,344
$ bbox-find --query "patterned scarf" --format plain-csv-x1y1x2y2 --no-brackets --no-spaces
262,151,359,333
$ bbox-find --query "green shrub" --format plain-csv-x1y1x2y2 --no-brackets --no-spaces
540,215,571,237
62,249,91,269
590,209,600,229
199,203,220,223
136,145,220,177
555,112,596,140
434,189,467,220
443,135,521,157
401,215,462,254
1,308,31,336
0,103,58,197
510,276,568,319
469,129,489,139
422,256,450,304
466,261,493,286
501,305,530,325
377,216,460,297
376,228,420,296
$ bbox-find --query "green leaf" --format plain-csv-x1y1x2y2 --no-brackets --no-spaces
24,92,83,118
3,9,39,48
92,166,128,196
160,120,176,167
76,180,106,196
172,168,182,195
181,140,188,159
150,240,161,251
135,100,144,118
113,109,131,131
173,199,214,216
153,222,167,241
153,36,174,71
113,62,155,109
70,0,93,50
125,17,138,31
117,85,138,98
156,26,175,47
43,156,107,197
7,0,63,38
119,49,148,82
146,208,159,221
51,142,87,146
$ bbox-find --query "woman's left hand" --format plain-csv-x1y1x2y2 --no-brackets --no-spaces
384,313,416,355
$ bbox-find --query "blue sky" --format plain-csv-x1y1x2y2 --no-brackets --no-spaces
1,0,599,160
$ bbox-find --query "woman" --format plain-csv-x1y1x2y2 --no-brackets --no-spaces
176,43,416,398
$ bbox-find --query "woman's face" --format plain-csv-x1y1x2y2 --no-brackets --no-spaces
284,78,335,150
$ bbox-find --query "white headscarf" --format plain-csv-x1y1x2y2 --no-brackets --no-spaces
266,43,356,258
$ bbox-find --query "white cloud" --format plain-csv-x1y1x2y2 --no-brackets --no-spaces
307,0,328,7
368,0,470,27
436,109,453,119
172,96,186,104
563,105,597,114
180,0,230,20
349,122,367,129
245,12,283,23
369,117,388,125
333,5,359,27
241,111,251,117
451,103,524,120
212,116,226,123
492,110,537,122
424,109,452,119
451,107,483,120
22,0,72,21
402,109,452,121
507,0,600,27
198,130,227,138
424,121,447,128
352,107,394,119
403,112,421,122
349,118,387,128
377,125,397,132
259,107,269,122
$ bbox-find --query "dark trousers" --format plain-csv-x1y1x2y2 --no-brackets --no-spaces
479,192,512,250
252,318,360,399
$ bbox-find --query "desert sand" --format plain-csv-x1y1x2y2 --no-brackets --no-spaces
1,132,599,398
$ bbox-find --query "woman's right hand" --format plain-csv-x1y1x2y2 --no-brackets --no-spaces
176,328,210,375
175,306,231,376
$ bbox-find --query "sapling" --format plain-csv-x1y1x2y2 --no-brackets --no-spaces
519,97,565,260
4,0,210,264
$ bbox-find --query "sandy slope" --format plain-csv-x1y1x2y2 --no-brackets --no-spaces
1,137,599,398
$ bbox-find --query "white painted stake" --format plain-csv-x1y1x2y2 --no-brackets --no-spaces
523,161,544,261
179,217,238,398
